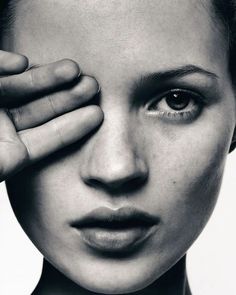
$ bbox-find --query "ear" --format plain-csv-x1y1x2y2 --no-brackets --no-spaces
229,128,236,153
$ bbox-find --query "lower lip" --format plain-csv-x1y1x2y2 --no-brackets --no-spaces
78,226,156,253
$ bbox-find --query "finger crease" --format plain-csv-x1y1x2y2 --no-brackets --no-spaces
48,95,58,117
18,131,33,161
52,119,66,148
10,107,22,129
29,70,36,89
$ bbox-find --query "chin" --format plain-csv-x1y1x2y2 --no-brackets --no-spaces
55,253,172,295
73,271,157,294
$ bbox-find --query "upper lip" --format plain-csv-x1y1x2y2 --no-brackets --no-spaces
70,207,159,229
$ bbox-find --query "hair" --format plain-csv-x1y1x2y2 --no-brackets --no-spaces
211,0,236,79
0,0,17,35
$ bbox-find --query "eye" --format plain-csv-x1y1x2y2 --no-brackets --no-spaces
145,89,204,122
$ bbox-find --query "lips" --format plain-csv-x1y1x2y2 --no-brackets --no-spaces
70,207,159,254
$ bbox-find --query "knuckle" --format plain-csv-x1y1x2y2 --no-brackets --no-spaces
9,107,22,128
46,94,58,117
14,140,29,163
18,131,33,160
51,119,66,148
20,140,30,162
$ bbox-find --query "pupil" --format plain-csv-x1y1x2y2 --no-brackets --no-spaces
166,93,189,110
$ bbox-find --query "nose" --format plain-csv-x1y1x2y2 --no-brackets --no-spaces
80,112,148,194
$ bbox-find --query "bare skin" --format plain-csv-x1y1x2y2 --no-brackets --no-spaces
0,52,103,181
32,257,192,295
0,51,191,295
0,52,192,294
1,0,236,294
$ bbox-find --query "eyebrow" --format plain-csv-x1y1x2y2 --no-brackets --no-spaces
139,64,219,85
129,64,220,103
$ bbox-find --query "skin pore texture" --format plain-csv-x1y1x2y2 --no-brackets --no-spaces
2,0,236,294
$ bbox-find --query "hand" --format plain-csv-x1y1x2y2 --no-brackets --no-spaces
0,50,103,182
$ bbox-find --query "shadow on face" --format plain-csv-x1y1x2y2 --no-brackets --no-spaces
4,0,236,293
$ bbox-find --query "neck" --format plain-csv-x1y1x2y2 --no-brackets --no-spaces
32,256,191,295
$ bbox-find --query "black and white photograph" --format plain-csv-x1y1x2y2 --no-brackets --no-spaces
0,1,236,294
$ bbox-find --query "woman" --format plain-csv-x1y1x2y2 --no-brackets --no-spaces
0,0,235,294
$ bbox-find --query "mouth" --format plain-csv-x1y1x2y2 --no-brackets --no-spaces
70,207,159,254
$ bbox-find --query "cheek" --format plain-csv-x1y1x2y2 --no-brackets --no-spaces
6,158,79,263
6,155,75,221
140,107,234,240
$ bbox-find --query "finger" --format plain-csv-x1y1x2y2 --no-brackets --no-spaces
0,109,29,181
0,59,80,107
19,106,103,162
9,76,99,131
0,50,28,75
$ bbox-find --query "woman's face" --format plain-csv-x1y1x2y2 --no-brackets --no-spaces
4,0,236,293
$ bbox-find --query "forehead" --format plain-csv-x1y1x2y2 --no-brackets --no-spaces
7,0,227,81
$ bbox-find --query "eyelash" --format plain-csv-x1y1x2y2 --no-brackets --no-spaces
144,89,204,122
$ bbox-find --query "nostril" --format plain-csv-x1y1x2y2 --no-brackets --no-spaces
84,177,101,188
84,173,148,194
125,175,148,191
